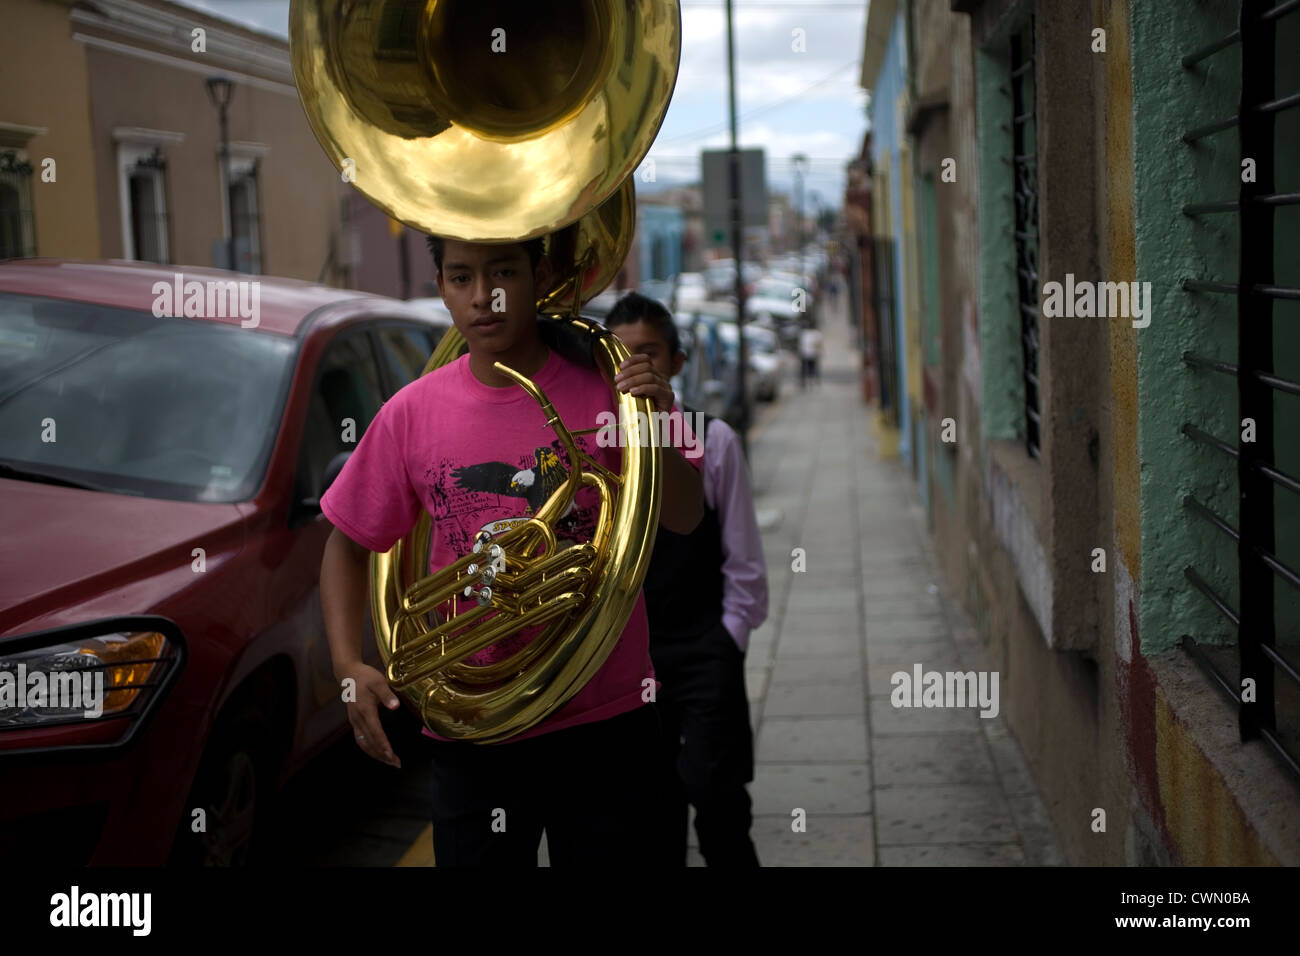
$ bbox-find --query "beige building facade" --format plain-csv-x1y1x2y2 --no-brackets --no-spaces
2,0,356,287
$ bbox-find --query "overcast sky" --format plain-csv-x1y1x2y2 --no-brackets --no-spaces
171,0,869,211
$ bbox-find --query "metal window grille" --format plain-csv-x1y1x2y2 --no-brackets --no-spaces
1010,19,1040,460
871,236,900,427
0,150,36,259
1178,0,1300,780
129,148,169,265
230,158,262,274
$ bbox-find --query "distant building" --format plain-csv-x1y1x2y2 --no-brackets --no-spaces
767,193,796,257
639,185,703,273
842,137,878,405
0,0,436,299
634,201,684,282
860,0,914,465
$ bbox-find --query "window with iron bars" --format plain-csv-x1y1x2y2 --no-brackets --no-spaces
871,236,900,428
0,150,36,259
1178,0,1300,780
1009,18,1040,460
229,158,262,274
127,148,169,264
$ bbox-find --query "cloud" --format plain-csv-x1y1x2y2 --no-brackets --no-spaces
170,0,288,37
166,0,867,204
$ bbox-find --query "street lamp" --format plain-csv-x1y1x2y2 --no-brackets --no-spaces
205,76,237,272
792,153,809,299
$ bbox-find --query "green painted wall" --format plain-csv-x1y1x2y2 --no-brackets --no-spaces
976,43,1023,443
1268,10,1300,649
1130,3,1300,653
921,172,942,367
935,437,957,506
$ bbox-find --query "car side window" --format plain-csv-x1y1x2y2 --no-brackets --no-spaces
296,330,387,506
376,325,436,392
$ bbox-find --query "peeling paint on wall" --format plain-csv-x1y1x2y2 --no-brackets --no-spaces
988,455,1053,640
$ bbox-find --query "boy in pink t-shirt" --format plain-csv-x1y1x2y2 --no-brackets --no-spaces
318,235,704,867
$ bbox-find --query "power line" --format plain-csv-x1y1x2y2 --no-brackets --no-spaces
656,59,860,144
643,158,852,168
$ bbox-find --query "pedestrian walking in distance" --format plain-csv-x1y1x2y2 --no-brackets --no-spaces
607,292,769,867
799,320,824,388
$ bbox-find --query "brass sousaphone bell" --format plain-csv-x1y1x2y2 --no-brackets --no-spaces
290,0,682,742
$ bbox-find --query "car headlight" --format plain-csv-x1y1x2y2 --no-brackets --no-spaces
0,616,185,743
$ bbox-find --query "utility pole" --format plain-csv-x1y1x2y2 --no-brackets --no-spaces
793,153,808,297
725,0,749,461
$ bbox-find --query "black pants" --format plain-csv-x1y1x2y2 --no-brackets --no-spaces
800,356,819,387
425,704,659,867
650,621,759,867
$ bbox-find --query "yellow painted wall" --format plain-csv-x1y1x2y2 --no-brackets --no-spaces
1155,691,1276,865
1,0,102,258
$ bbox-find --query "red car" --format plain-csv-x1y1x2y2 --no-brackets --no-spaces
0,259,451,865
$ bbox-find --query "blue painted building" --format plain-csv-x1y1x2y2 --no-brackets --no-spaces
637,203,684,281
861,0,924,505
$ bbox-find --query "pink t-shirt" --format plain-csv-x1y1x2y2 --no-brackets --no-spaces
320,343,699,744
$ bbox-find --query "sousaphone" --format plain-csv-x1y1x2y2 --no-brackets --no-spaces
290,0,682,742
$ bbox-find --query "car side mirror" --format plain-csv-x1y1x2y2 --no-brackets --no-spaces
320,451,351,498
297,451,352,514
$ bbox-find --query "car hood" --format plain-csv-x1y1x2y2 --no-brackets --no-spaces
0,479,246,636
746,296,799,315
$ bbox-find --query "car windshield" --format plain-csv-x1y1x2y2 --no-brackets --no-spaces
0,293,296,502
692,303,737,321
717,322,774,350
755,279,797,299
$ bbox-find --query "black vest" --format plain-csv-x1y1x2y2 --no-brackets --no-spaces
642,407,725,640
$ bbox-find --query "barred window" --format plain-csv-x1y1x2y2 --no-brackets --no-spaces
120,144,170,264
227,157,262,273
0,149,36,259
1009,18,1040,460
1178,0,1300,780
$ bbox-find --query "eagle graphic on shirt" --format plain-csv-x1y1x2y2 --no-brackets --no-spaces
452,446,571,515
443,440,597,551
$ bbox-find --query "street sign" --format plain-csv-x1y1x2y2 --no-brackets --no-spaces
701,148,767,244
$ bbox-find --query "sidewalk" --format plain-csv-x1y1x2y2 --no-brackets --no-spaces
700,293,1065,867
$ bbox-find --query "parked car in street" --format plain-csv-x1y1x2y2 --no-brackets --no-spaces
579,288,624,324
0,259,451,865
746,276,811,350
671,272,708,311
766,256,802,277
703,259,761,299
638,278,674,308
675,303,753,428
403,295,454,326
670,313,728,422
765,270,810,294
717,319,784,402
